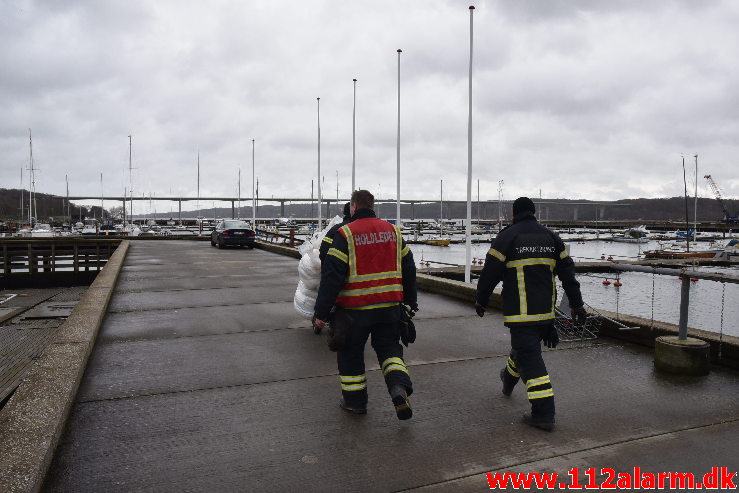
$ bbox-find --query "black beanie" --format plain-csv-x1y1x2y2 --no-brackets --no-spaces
343,202,351,217
512,197,536,216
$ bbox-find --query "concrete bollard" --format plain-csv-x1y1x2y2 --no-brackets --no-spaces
654,335,710,376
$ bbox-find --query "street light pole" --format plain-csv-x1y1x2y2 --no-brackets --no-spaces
352,78,357,193
317,97,322,230
464,6,475,283
396,49,402,227
252,139,256,229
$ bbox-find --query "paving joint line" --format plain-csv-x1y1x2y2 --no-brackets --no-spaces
113,285,249,295
75,345,599,404
106,299,295,314
395,418,739,492
98,325,311,344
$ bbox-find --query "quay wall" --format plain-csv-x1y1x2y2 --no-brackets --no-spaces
0,241,130,493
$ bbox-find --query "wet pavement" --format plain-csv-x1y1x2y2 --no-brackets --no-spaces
43,240,739,492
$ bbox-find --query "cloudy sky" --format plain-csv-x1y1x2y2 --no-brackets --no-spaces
2,0,738,211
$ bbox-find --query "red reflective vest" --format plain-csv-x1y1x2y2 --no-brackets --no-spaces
335,217,404,309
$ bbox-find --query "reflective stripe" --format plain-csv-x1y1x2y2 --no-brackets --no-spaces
506,258,556,268
339,285,403,297
527,388,554,399
382,357,405,370
516,266,527,315
382,364,409,376
340,374,367,392
341,382,368,391
322,236,333,244
526,375,551,388
345,302,400,310
559,250,568,259
328,248,348,263
347,271,401,283
381,357,408,376
504,312,555,323
506,358,520,378
340,374,366,383
488,248,506,262
342,225,358,278
401,245,410,257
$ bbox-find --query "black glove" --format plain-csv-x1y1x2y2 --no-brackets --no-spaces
399,305,416,347
407,302,419,315
572,305,587,325
542,325,559,349
474,301,486,317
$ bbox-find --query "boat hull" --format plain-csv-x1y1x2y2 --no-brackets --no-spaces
643,250,720,259
424,239,451,247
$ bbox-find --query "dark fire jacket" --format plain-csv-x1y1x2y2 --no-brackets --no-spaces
476,212,583,326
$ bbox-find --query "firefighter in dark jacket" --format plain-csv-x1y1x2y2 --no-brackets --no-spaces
476,197,587,431
313,190,418,420
318,202,352,262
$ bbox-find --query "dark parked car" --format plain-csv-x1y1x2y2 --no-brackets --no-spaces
211,220,256,248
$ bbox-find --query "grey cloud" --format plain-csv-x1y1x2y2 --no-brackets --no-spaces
1,0,738,205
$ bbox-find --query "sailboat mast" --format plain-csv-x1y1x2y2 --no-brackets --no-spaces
28,129,34,225
440,179,443,237
693,154,698,240
20,168,24,225
66,175,69,223
101,172,104,220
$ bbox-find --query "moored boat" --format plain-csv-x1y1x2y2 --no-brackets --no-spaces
423,238,451,247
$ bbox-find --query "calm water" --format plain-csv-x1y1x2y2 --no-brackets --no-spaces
409,240,738,337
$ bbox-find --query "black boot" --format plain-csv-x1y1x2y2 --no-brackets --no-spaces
390,385,412,420
500,369,515,397
522,413,555,432
339,398,366,415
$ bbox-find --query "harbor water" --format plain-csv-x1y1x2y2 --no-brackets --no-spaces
409,240,738,338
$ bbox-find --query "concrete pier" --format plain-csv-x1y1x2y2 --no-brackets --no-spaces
2,240,737,491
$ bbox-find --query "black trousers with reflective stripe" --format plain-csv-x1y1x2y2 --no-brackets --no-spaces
501,324,555,419
337,306,412,407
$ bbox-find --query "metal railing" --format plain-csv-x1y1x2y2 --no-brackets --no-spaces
608,263,738,340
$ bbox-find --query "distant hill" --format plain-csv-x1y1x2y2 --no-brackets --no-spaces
145,196,738,222
0,188,736,223
0,188,104,223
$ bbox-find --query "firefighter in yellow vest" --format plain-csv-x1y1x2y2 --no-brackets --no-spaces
313,190,418,420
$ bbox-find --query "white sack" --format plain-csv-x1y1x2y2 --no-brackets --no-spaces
293,215,343,318
293,280,318,319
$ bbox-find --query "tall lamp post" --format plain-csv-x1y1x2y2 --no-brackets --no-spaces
252,139,256,229
352,78,357,193
396,49,402,227
317,97,322,230
464,5,475,283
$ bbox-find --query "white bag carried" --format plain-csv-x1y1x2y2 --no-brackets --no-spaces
293,216,343,319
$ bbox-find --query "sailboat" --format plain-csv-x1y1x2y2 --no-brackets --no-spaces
424,180,451,246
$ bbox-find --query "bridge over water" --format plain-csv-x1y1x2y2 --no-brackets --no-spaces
67,195,631,222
